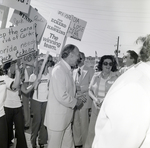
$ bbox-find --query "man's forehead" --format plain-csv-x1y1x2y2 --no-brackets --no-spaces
73,47,79,55
126,53,131,57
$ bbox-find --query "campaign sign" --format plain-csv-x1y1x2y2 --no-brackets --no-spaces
10,6,47,43
39,10,71,54
0,23,36,65
67,16,87,41
18,50,38,65
1,0,31,13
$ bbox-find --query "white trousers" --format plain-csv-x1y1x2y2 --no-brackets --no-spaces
47,123,74,148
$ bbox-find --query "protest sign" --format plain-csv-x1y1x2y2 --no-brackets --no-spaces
10,10,32,25
39,10,71,55
67,16,87,41
10,6,47,43
0,22,36,65
1,0,31,13
18,50,38,66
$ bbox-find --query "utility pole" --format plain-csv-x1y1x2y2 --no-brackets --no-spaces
114,36,121,58
114,36,121,68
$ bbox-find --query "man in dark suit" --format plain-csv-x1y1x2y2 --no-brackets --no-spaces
73,52,94,148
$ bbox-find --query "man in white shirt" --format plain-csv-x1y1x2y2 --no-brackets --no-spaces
44,44,83,148
119,50,138,74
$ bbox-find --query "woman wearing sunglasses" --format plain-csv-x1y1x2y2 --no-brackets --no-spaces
84,55,118,148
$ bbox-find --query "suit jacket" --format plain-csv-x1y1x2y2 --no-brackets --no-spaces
44,59,77,131
73,65,94,108
92,62,150,148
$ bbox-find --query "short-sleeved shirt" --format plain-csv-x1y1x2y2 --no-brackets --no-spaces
0,75,14,117
32,73,49,102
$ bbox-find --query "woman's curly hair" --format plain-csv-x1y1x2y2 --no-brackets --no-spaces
97,55,118,72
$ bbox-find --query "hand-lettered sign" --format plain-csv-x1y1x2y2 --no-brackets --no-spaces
18,50,38,65
67,16,87,41
39,10,71,54
10,6,47,43
0,22,36,65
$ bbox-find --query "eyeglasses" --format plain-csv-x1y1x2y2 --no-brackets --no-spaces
103,62,113,66
123,56,127,59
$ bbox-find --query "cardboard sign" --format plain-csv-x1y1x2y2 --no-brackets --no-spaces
0,22,36,65
18,50,38,65
67,16,87,41
39,10,71,54
10,6,47,43
1,0,31,13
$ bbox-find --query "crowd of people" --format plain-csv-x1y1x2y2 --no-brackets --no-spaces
0,34,150,148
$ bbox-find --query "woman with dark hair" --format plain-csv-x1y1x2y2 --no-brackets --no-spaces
84,55,118,148
0,61,22,148
4,61,28,148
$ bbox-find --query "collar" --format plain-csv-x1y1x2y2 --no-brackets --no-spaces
62,59,71,72
78,65,84,71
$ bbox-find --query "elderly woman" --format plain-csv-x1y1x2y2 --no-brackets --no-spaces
84,55,118,148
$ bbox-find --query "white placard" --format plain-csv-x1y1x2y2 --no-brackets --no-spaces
0,23,36,65
1,0,31,13
18,50,38,65
39,10,71,54
67,16,87,41
10,6,47,43
28,6,47,43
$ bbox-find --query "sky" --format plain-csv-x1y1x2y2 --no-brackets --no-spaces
7,0,150,57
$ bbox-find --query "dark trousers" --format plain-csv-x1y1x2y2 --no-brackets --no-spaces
31,100,48,147
0,115,8,148
22,93,31,127
4,106,27,148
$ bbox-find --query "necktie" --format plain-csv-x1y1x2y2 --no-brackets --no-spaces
78,68,81,77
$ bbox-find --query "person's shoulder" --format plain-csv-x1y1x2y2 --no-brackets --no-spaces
93,71,101,78
52,61,65,77
53,61,62,71
111,71,119,77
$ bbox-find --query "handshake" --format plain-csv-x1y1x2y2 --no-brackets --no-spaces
75,89,87,109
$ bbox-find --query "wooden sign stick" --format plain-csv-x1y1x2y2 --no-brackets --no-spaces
34,51,49,90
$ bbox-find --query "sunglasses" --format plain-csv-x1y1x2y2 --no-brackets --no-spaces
103,62,113,66
123,56,127,59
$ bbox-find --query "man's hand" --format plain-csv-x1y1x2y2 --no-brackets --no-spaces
76,92,87,103
76,99,83,109
93,99,103,109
